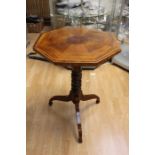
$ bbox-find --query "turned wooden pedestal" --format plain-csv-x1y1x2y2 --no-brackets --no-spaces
34,27,121,143
49,66,100,143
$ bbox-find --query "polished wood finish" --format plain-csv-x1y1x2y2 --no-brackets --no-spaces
27,32,128,154
34,27,121,66
48,66,100,143
33,27,121,143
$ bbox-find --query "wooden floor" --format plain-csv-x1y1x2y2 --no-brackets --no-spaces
26,30,129,155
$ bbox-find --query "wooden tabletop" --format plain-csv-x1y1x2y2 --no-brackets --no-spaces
34,27,121,66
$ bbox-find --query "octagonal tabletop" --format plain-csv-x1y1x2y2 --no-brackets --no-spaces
34,27,121,66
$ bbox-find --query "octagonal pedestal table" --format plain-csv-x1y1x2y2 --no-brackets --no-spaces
34,27,121,143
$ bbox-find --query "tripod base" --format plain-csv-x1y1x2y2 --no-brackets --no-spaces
49,67,100,143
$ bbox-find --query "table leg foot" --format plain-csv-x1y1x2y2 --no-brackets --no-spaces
49,95,71,106
81,94,100,104
78,125,82,143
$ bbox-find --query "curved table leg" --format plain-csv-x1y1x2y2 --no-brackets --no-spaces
49,95,71,106
48,67,100,143
81,94,100,104
74,102,82,143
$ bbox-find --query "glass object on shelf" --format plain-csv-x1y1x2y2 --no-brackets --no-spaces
118,21,129,44
117,0,129,44
49,0,128,32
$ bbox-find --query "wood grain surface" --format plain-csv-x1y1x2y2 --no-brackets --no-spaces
34,27,121,66
27,33,128,155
